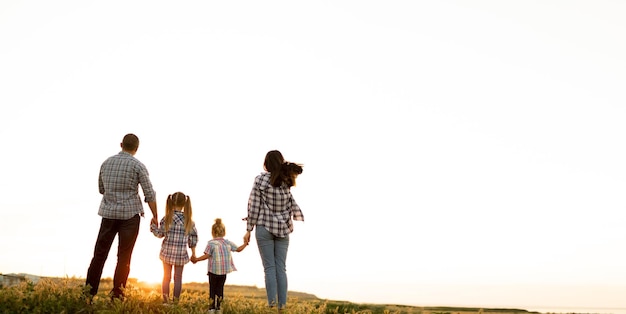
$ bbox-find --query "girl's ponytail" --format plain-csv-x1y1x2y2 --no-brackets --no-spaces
183,195,193,235
164,194,174,232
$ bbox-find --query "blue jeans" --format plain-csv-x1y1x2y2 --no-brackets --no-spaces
255,226,289,308
86,214,140,298
162,262,184,302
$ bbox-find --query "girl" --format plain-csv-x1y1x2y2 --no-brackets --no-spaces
192,218,247,313
243,150,304,311
151,192,198,303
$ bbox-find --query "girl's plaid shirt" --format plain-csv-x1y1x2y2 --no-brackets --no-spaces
204,238,240,275
245,172,304,237
151,211,198,266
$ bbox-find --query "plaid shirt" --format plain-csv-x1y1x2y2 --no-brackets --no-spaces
204,238,239,275
151,211,198,266
246,172,304,237
98,151,157,220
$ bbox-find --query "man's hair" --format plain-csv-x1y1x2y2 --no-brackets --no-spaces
122,133,140,151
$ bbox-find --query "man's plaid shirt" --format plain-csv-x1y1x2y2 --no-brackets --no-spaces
98,151,156,220
246,172,304,237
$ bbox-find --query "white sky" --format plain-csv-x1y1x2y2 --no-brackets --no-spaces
1,0,625,310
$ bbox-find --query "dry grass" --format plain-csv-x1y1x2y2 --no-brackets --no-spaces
0,276,539,314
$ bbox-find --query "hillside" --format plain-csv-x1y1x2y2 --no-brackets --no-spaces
0,274,540,314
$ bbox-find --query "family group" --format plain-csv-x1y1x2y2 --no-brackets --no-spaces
84,133,304,313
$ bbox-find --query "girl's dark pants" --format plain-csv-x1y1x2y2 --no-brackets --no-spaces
209,272,227,310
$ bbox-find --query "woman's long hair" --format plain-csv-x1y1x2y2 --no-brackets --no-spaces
264,150,303,187
164,192,194,235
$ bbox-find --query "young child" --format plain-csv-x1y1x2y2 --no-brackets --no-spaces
192,218,247,313
151,192,198,303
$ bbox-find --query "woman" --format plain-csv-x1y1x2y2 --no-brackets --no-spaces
243,150,304,311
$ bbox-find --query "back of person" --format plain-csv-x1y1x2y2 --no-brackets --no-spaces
255,172,294,211
86,133,158,300
206,237,240,275
191,218,247,313
158,210,195,265
151,192,198,303
100,153,140,192
243,150,304,312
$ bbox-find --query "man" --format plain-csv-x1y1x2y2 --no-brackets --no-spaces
85,133,158,299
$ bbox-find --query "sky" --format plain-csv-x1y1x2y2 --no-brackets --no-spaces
1,0,625,310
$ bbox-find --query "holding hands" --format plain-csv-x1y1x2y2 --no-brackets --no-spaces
192,252,209,264
190,233,249,266
190,247,199,264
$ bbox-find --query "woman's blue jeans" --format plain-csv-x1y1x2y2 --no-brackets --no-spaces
256,226,289,308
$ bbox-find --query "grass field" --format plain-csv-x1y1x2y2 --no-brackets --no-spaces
0,276,539,314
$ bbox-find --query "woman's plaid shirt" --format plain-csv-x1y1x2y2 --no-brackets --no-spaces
151,211,198,266
246,172,304,237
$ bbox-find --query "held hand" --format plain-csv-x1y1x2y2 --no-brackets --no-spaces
243,231,251,245
151,216,158,227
